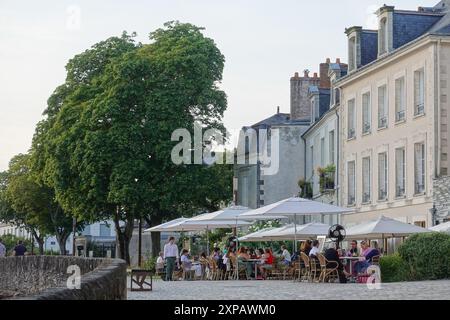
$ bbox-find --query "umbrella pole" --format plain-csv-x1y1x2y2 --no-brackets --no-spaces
294,214,297,254
206,227,210,256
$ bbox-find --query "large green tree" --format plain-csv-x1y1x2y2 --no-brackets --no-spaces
0,154,76,255
31,22,233,264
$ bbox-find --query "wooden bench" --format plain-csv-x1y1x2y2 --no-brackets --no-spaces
130,269,153,291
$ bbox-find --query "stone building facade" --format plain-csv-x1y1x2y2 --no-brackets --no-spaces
338,1,450,229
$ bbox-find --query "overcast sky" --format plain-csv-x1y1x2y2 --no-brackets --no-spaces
0,0,439,171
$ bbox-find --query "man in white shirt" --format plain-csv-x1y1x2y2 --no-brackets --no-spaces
309,240,320,258
281,245,291,266
0,238,6,258
163,236,179,281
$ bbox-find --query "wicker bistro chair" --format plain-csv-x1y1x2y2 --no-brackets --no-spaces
229,256,249,280
299,252,311,282
207,257,221,281
309,256,321,282
316,253,339,283
199,258,209,280
292,261,302,282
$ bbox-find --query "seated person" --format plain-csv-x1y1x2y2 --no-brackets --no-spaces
354,240,380,274
156,251,165,273
302,240,313,257
309,240,320,258
258,248,274,279
238,247,250,260
347,240,359,257
180,249,194,279
324,243,348,283
280,245,292,266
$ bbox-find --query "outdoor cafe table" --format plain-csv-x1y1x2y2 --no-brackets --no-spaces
243,259,261,280
339,256,360,277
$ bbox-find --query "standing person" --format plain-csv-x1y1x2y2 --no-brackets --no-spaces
13,240,27,256
163,236,179,281
0,238,6,258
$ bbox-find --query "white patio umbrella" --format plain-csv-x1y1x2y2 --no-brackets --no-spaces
429,221,450,234
238,225,293,242
345,215,431,250
144,218,189,232
240,197,352,248
264,222,330,241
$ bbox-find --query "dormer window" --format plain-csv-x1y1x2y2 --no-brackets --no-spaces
377,5,394,57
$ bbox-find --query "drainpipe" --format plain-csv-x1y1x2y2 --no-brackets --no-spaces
335,104,341,225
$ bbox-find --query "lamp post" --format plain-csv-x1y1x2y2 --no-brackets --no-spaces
72,217,76,256
430,204,438,227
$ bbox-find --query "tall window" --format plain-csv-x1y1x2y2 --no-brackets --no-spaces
378,152,388,201
348,161,356,206
362,92,371,134
312,98,320,122
414,68,425,116
395,77,406,122
379,18,387,55
362,157,371,203
320,138,325,166
348,99,356,139
329,130,335,165
414,143,425,194
395,148,406,197
378,85,388,129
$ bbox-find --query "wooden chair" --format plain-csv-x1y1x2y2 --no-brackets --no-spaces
199,257,209,280
316,253,339,283
130,269,152,291
300,252,311,282
208,257,221,281
181,263,195,281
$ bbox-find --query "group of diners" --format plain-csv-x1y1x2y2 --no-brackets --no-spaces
157,236,381,282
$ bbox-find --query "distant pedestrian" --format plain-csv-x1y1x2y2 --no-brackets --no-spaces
13,240,27,256
0,238,6,257
163,236,179,281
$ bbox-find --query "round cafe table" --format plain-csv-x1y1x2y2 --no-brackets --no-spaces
243,259,261,280
339,256,360,277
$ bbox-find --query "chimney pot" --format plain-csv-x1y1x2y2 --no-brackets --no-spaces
294,72,299,78
336,58,341,64
314,72,318,78
277,106,280,114
304,70,309,77
326,58,331,63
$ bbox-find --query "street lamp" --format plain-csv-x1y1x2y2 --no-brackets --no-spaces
430,204,438,227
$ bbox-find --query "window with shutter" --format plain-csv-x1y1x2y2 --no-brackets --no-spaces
329,131,335,165
414,69,425,116
395,77,406,122
362,93,371,134
320,138,325,167
378,85,388,128
378,152,388,200
362,157,371,203
348,161,356,205
395,148,406,197
348,99,356,139
414,143,425,194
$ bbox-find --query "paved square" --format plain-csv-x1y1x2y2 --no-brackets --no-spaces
127,279,450,300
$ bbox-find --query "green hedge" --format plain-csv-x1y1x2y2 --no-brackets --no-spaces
380,233,450,282
398,232,450,281
380,254,411,283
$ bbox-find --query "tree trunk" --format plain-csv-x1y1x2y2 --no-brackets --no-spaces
55,232,69,255
30,228,44,255
149,215,162,258
113,206,134,265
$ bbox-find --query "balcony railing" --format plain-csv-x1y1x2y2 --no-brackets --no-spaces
396,110,405,122
378,117,387,129
415,103,424,116
396,186,405,197
363,123,371,134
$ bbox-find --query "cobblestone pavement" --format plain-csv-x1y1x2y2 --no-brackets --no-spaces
127,279,450,300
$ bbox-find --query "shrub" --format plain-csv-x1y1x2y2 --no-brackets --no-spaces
0,234,33,255
143,256,156,272
398,232,450,281
380,253,411,283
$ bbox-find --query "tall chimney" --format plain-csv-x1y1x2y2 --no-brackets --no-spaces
319,60,331,89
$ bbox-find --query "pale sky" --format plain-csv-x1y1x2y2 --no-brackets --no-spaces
0,0,439,171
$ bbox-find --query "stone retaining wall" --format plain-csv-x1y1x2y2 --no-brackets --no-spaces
0,256,127,300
